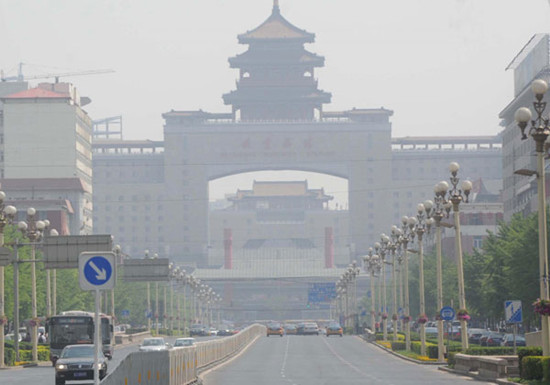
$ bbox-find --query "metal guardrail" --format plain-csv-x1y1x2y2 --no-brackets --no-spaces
102,324,265,385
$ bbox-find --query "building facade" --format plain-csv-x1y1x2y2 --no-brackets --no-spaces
92,3,503,266
0,82,94,234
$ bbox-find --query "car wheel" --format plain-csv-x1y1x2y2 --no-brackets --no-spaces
55,378,65,385
340,334,343,337
267,334,269,337
280,334,283,337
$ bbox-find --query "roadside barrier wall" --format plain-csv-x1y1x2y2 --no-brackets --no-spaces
102,324,265,385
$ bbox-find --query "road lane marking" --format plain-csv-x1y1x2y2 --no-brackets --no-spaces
321,337,393,385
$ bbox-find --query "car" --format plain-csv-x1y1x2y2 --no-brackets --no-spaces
54,344,107,385
174,337,196,347
284,324,297,335
468,328,487,344
189,324,208,337
296,323,306,335
266,322,284,337
425,326,438,337
139,337,171,352
501,334,526,347
480,332,504,346
217,329,234,336
209,328,218,336
326,323,343,337
302,322,319,335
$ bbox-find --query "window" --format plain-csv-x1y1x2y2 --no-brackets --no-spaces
473,236,483,249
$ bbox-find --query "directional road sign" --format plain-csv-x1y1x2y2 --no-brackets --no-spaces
79,252,116,291
440,306,455,321
308,282,337,303
505,300,523,324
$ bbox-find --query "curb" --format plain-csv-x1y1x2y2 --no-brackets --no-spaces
438,365,521,384
361,336,445,366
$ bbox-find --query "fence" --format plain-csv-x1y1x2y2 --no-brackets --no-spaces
102,324,265,385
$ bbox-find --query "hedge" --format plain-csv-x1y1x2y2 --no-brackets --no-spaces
411,341,438,358
447,352,457,367
465,347,514,356
521,356,550,380
518,347,543,377
391,341,406,351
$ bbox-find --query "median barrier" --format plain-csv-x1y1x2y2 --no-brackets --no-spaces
114,331,151,345
102,324,265,385
453,354,518,380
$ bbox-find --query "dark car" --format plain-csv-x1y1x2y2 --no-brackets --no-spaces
501,334,526,347
468,328,487,344
481,332,504,346
296,323,306,335
217,329,234,336
55,344,107,385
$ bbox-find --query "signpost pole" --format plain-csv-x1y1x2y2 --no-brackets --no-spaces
94,289,100,385
513,323,517,355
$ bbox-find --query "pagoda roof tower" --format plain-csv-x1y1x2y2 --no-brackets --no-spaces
223,1,331,121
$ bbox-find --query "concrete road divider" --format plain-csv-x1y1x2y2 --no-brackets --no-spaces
102,324,265,385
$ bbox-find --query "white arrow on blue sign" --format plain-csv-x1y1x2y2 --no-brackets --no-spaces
505,300,522,324
79,252,116,291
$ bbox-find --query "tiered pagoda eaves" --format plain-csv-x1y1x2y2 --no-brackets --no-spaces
222,1,332,121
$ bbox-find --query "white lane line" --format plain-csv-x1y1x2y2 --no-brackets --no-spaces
321,337,391,385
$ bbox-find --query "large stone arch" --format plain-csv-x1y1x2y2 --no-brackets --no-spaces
162,113,393,266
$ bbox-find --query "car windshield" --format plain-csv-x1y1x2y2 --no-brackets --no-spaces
176,339,195,346
61,346,95,358
143,339,164,346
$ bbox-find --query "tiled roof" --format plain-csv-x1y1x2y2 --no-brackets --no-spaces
2,88,69,100
238,5,314,43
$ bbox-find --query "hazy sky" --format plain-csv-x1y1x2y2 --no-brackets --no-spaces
1,0,550,203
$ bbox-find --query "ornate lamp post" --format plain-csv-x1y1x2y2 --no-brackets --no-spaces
433,181,453,362
375,234,390,341
409,201,434,357
0,194,16,369
17,207,47,362
389,226,401,341
363,248,380,333
515,79,550,355
399,215,415,351
446,162,472,351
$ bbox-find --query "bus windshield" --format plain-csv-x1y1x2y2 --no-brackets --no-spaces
49,317,93,349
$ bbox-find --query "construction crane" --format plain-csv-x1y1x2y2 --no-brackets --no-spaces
1,62,115,83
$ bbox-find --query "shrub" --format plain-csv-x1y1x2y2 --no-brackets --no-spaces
518,347,543,377
447,352,457,367
4,347,15,366
522,356,546,380
126,328,147,335
411,341,439,358
391,341,406,351
465,347,514,356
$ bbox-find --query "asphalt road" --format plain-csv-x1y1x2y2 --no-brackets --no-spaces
203,335,496,385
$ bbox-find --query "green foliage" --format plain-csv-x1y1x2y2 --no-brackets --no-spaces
4,346,15,366
519,347,544,377
521,356,548,380
391,341,406,350
447,352,457,367
410,341,439,358
465,346,514,355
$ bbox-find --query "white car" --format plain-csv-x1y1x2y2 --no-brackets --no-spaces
139,337,171,352
174,338,196,347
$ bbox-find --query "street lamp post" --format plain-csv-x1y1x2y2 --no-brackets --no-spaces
0,194,16,369
399,215,415,351
433,181,453,362
363,248,379,333
375,235,390,341
446,162,472,352
17,207,47,362
409,201,434,357
515,78,550,355
390,226,400,341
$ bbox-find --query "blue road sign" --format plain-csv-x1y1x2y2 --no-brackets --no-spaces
145,309,152,319
308,282,337,303
121,310,130,318
79,252,116,291
440,306,455,321
505,300,523,324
